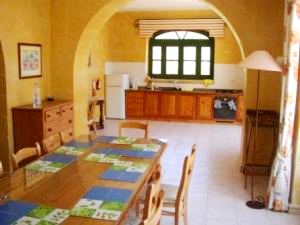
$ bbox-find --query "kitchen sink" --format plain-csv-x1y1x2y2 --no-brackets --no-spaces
156,87,182,91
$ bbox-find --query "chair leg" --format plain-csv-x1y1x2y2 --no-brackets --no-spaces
183,199,188,225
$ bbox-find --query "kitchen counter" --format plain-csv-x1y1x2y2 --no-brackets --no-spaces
129,86,243,95
125,87,244,123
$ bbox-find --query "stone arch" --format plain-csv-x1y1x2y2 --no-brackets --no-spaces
72,0,246,136
0,41,9,170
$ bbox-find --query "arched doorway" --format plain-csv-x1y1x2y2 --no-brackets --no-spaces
71,0,246,136
0,41,9,170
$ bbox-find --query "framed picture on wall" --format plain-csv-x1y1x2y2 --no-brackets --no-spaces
18,43,42,79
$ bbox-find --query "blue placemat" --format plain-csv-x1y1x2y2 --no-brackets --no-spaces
95,136,116,143
100,170,141,183
95,147,155,158
43,154,77,164
65,141,94,148
0,200,37,225
84,186,132,202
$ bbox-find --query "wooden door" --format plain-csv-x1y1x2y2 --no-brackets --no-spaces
196,95,213,120
178,94,195,119
126,91,144,118
159,93,177,118
144,92,159,117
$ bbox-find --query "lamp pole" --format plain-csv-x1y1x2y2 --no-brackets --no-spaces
246,70,265,209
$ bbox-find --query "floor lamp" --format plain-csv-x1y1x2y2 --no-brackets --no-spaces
238,50,282,209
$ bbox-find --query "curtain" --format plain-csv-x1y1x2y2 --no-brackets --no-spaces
267,0,300,211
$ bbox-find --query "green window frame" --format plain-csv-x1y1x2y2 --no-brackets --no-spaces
148,30,215,80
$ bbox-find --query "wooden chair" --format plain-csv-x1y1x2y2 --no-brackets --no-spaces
12,143,41,170
162,144,197,225
119,121,148,138
88,99,98,135
59,128,74,144
43,134,61,153
140,180,164,225
0,161,3,177
127,179,164,225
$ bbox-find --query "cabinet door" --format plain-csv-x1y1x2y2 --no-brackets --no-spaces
126,91,144,117
144,92,159,117
196,95,213,120
178,94,195,119
160,93,177,118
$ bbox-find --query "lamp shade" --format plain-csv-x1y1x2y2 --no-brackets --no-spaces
238,50,282,72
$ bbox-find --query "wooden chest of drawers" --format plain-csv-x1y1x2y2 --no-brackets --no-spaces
12,100,74,153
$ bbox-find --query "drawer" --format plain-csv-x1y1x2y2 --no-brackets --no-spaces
61,104,74,116
45,108,61,122
60,115,74,128
44,120,60,137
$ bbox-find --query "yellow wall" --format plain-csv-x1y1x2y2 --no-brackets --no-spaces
101,10,241,64
0,0,51,170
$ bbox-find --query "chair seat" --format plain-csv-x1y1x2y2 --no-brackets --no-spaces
162,183,178,205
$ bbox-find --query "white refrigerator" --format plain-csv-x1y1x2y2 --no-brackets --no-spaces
105,74,129,119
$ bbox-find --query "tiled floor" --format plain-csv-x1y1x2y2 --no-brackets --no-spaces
99,119,300,225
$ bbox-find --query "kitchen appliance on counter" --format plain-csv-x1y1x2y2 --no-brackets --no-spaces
105,74,129,119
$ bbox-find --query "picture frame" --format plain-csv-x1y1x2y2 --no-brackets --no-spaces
18,43,42,79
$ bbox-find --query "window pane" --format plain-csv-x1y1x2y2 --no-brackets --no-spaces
201,61,211,75
155,32,179,39
166,47,179,60
183,61,196,75
166,61,178,74
184,47,196,60
152,60,161,74
176,31,187,39
152,46,161,60
201,47,211,60
185,32,209,40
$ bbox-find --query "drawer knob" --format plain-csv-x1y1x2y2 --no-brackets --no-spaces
69,120,72,123
48,128,52,132
62,110,66,113
47,115,51,118
56,112,60,115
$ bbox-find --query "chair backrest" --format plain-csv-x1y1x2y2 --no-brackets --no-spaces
12,143,41,170
141,180,164,225
0,161,3,177
59,128,74,145
88,99,97,120
119,121,148,138
43,134,61,153
176,144,197,215
147,164,161,184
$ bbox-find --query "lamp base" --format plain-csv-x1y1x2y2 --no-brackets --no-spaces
246,200,265,209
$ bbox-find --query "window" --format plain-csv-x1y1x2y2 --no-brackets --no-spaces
148,31,214,80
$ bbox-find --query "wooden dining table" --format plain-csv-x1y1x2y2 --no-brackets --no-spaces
0,135,167,225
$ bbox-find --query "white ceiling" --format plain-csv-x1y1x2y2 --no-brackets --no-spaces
120,0,210,11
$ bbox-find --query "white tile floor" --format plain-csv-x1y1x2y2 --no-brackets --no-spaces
99,119,300,225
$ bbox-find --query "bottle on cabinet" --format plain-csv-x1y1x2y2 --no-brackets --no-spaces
33,82,41,108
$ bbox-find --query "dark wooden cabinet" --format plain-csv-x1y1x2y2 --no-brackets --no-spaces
126,91,144,118
125,89,243,123
195,95,213,120
178,94,195,119
144,92,159,117
160,93,177,118
12,101,73,153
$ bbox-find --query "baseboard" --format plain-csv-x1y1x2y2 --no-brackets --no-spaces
289,204,300,215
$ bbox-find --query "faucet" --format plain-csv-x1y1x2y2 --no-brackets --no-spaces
174,80,180,90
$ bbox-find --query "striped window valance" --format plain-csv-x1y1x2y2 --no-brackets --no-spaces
137,18,225,38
